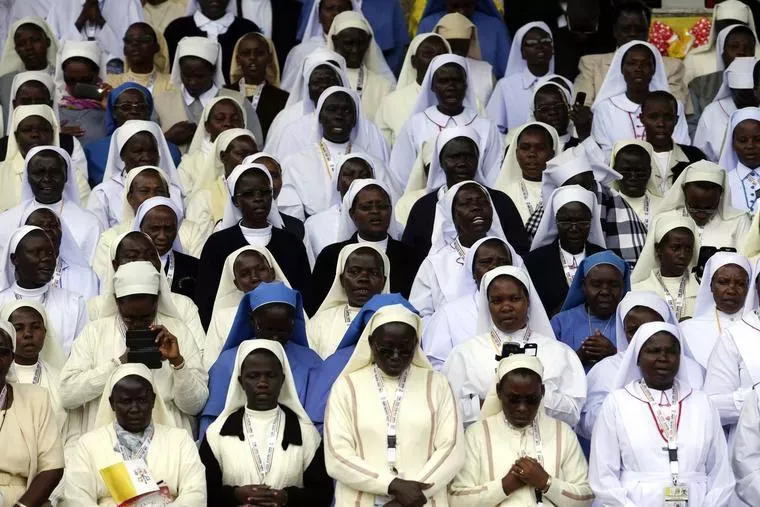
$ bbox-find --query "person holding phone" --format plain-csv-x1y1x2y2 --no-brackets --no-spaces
444,266,586,428
60,261,208,439
530,78,592,151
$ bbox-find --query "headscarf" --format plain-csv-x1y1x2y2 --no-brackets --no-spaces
530,185,606,251
285,48,348,110
712,55,757,103
610,139,661,197
504,21,554,78
693,251,753,317
0,319,15,350
100,259,180,319
592,41,669,111
315,243,391,315
716,24,757,71
330,152,378,207
430,180,506,254
397,33,451,90
689,0,757,57
93,363,172,428
527,76,573,123
0,17,58,76
539,151,621,205
410,54,478,116
131,196,184,253
301,0,361,42
560,250,631,311
100,231,173,296
613,291,678,354
337,178,398,241
20,204,91,272
7,71,57,131
6,104,60,164
118,165,178,225
476,266,555,338
445,235,523,303
208,127,257,183
218,339,311,422
312,85,363,143
169,36,225,88
0,226,47,289
340,303,432,376
495,121,561,194
221,162,284,229
433,12,482,60
21,145,80,205
123,23,170,75
211,245,290,319
630,211,700,283
104,83,154,135
230,33,280,86
0,300,65,370
656,160,745,221
480,354,545,419
325,10,396,85
186,95,248,155
221,281,310,354
718,107,760,171
613,321,692,389
53,40,107,107
102,120,181,191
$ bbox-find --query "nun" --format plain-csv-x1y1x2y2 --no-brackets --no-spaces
589,322,734,506
443,266,586,427
449,355,594,506
324,10,395,119
59,261,208,437
524,185,606,316
681,252,753,369
694,56,757,162
421,236,521,370
199,282,322,439
631,212,700,320
374,33,450,146
308,244,389,359
163,0,260,86
324,303,465,506
200,340,333,506
486,22,554,133
390,54,502,196
656,160,750,250
550,251,630,371
203,245,289,370
732,387,760,505
610,140,663,227
718,107,760,215
0,146,103,262
107,22,172,94
590,41,689,156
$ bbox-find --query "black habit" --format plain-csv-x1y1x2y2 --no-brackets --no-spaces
401,187,532,256
169,250,199,303
232,0,303,71
195,225,312,330
164,16,261,86
524,239,606,318
310,233,426,312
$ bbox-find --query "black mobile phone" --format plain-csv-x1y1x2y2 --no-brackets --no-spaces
574,92,587,108
126,328,162,369
693,246,738,283
496,342,539,361
71,82,105,101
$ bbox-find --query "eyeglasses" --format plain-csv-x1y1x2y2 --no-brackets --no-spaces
123,36,156,45
556,220,591,229
115,102,149,113
0,347,12,358
504,394,542,405
534,104,568,115
373,346,415,359
523,38,553,48
685,205,718,215
235,189,272,199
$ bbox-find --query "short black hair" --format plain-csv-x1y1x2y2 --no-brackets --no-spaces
642,90,678,115
613,0,652,25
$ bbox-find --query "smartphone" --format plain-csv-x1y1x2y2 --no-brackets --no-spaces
126,328,162,369
71,83,104,101
497,342,539,361
574,92,587,108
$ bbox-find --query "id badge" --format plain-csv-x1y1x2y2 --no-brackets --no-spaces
374,495,393,507
664,485,688,506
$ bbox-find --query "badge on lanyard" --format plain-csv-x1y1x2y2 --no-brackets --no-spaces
664,485,688,506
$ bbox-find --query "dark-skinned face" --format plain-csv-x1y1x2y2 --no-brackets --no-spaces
621,45,655,92
9,306,46,364
318,92,356,144
258,157,283,200
121,131,159,171
472,240,512,286
614,146,651,198
198,0,230,19
431,63,467,111
711,263,749,314
113,89,151,126
582,264,625,319
498,370,544,428
233,169,272,228
721,28,756,68
27,151,67,204
411,36,449,84
116,294,158,330
637,332,680,390
655,228,694,277
318,0,352,34
623,306,663,343
14,24,50,71
340,248,386,307
235,34,271,84
452,184,492,244
307,64,342,105
112,232,160,272
640,97,677,148
13,82,52,109
25,209,62,253
110,375,156,432
0,331,12,383
521,28,553,72
555,202,592,253
126,170,169,213
516,127,554,182
239,350,285,411
139,205,177,256
332,28,371,69
250,303,296,344
683,182,722,226
613,9,650,46
337,158,373,196
220,135,258,178
62,57,99,88
440,137,478,186
15,115,54,156
179,56,215,98
369,322,418,376
445,0,476,17
205,100,244,142
349,186,392,241
732,119,760,169
123,23,160,70
11,231,56,288
233,250,275,293
487,275,530,333
533,87,569,134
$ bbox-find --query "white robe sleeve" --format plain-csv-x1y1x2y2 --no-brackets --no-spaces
86,186,113,230
420,309,453,371
168,322,209,417
541,343,586,428
703,330,751,426
485,80,508,133
62,437,102,506
409,258,436,318
442,346,486,425
590,103,616,157
388,120,418,199
448,422,510,506
693,107,719,162
733,389,760,505
479,122,505,186
588,395,638,507
170,429,208,506
544,421,595,507
410,373,465,498
71,140,91,203
323,376,398,496
673,103,691,145
59,324,120,410
578,361,610,440
701,403,736,507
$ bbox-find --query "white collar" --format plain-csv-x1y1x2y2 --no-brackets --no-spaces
357,234,389,251
182,84,218,107
609,93,641,113
736,161,760,179
12,282,50,300
634,379,677,405
493,325,530,344
520,67,543,89
559,245,585,265
239,223,273,236
423,105,478,128
193,10,236,37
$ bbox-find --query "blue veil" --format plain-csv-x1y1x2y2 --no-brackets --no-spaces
561,250,631,312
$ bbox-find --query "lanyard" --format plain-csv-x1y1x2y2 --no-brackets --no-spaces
627,112,645,140
356,67,365,97
452,238,466,265
560,252,579,286
114,422,154,461
50,260,63,288
372,364,409,474
0,384,7,410
587,310,613,337
642,195,650,228
32,362,43,385
165,252,175,287
243,409,282,483
318,140,351,178
655,271,688,320
240,80,265,111
741,171,760,213
489,327,532,353
520,181,536,216
343,304,354,324
639,379,681,486
530,418,546,506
